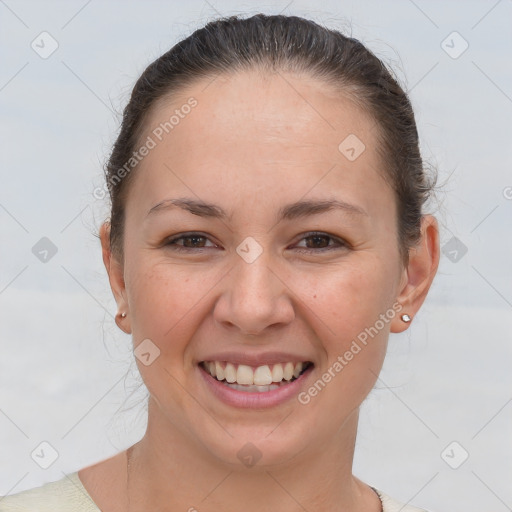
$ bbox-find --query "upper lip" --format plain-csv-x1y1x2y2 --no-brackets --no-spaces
197,351,314,367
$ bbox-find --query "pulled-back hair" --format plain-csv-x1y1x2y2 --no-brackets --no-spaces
104,13,436,266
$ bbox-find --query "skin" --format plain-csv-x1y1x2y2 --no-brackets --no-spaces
81,68,440,512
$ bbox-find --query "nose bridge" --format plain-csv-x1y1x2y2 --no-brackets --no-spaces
214,247,294,334
235,251,276,301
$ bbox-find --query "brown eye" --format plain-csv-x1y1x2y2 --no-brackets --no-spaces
304,234,331,249
181,235,207,248
294,232,347,252
164,233,218,251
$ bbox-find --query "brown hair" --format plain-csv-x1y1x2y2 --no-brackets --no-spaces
103,13,437,266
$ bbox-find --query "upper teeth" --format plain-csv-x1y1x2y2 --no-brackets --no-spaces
203,361,307,386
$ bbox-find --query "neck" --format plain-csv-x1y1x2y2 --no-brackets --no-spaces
125,397,380,512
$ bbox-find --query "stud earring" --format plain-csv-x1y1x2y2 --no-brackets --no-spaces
401,313,411,323
119,312,127,318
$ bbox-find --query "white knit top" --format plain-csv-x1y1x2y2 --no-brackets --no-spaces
0,472,432,511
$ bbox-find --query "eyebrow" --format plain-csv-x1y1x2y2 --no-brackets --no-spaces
146,197,368,221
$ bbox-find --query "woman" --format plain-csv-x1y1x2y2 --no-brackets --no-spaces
1,13,440,512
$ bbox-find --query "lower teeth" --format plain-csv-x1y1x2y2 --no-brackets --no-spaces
221,381,290,392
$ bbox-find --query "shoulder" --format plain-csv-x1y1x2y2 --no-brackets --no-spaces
0,472,100,512
373,487,433,512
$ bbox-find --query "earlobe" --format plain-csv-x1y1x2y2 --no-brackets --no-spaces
390,215,440,333
114,310,131,334
99,222,131,334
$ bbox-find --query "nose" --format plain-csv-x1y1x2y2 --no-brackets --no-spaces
213,251,295,336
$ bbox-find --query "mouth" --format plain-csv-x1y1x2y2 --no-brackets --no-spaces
199,360,314,393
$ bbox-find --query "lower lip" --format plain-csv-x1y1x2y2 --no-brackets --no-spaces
198,364,314,409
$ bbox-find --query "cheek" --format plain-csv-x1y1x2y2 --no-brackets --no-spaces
125,260,220,352
301,259,394,381
125,261,221,410
306,262,392,338
297,268,391,415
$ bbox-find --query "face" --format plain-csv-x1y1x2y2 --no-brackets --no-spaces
108,69,412,469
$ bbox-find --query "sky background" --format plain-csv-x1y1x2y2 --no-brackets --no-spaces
0,1,511,511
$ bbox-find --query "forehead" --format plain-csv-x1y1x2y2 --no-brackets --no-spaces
154,69,375,153
126,69,393,221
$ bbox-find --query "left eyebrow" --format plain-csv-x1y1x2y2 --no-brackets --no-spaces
145,197,368,221
278,199,368,221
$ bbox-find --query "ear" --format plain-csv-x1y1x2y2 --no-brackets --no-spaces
390,215,440,333
99,221,131,334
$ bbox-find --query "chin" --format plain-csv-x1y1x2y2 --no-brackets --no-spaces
193,419,316,471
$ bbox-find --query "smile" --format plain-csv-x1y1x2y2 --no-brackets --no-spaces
198,360,314,406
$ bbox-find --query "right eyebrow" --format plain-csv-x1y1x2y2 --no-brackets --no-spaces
146,198,227,219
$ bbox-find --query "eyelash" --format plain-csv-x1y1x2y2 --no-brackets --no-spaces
163,232,348,253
